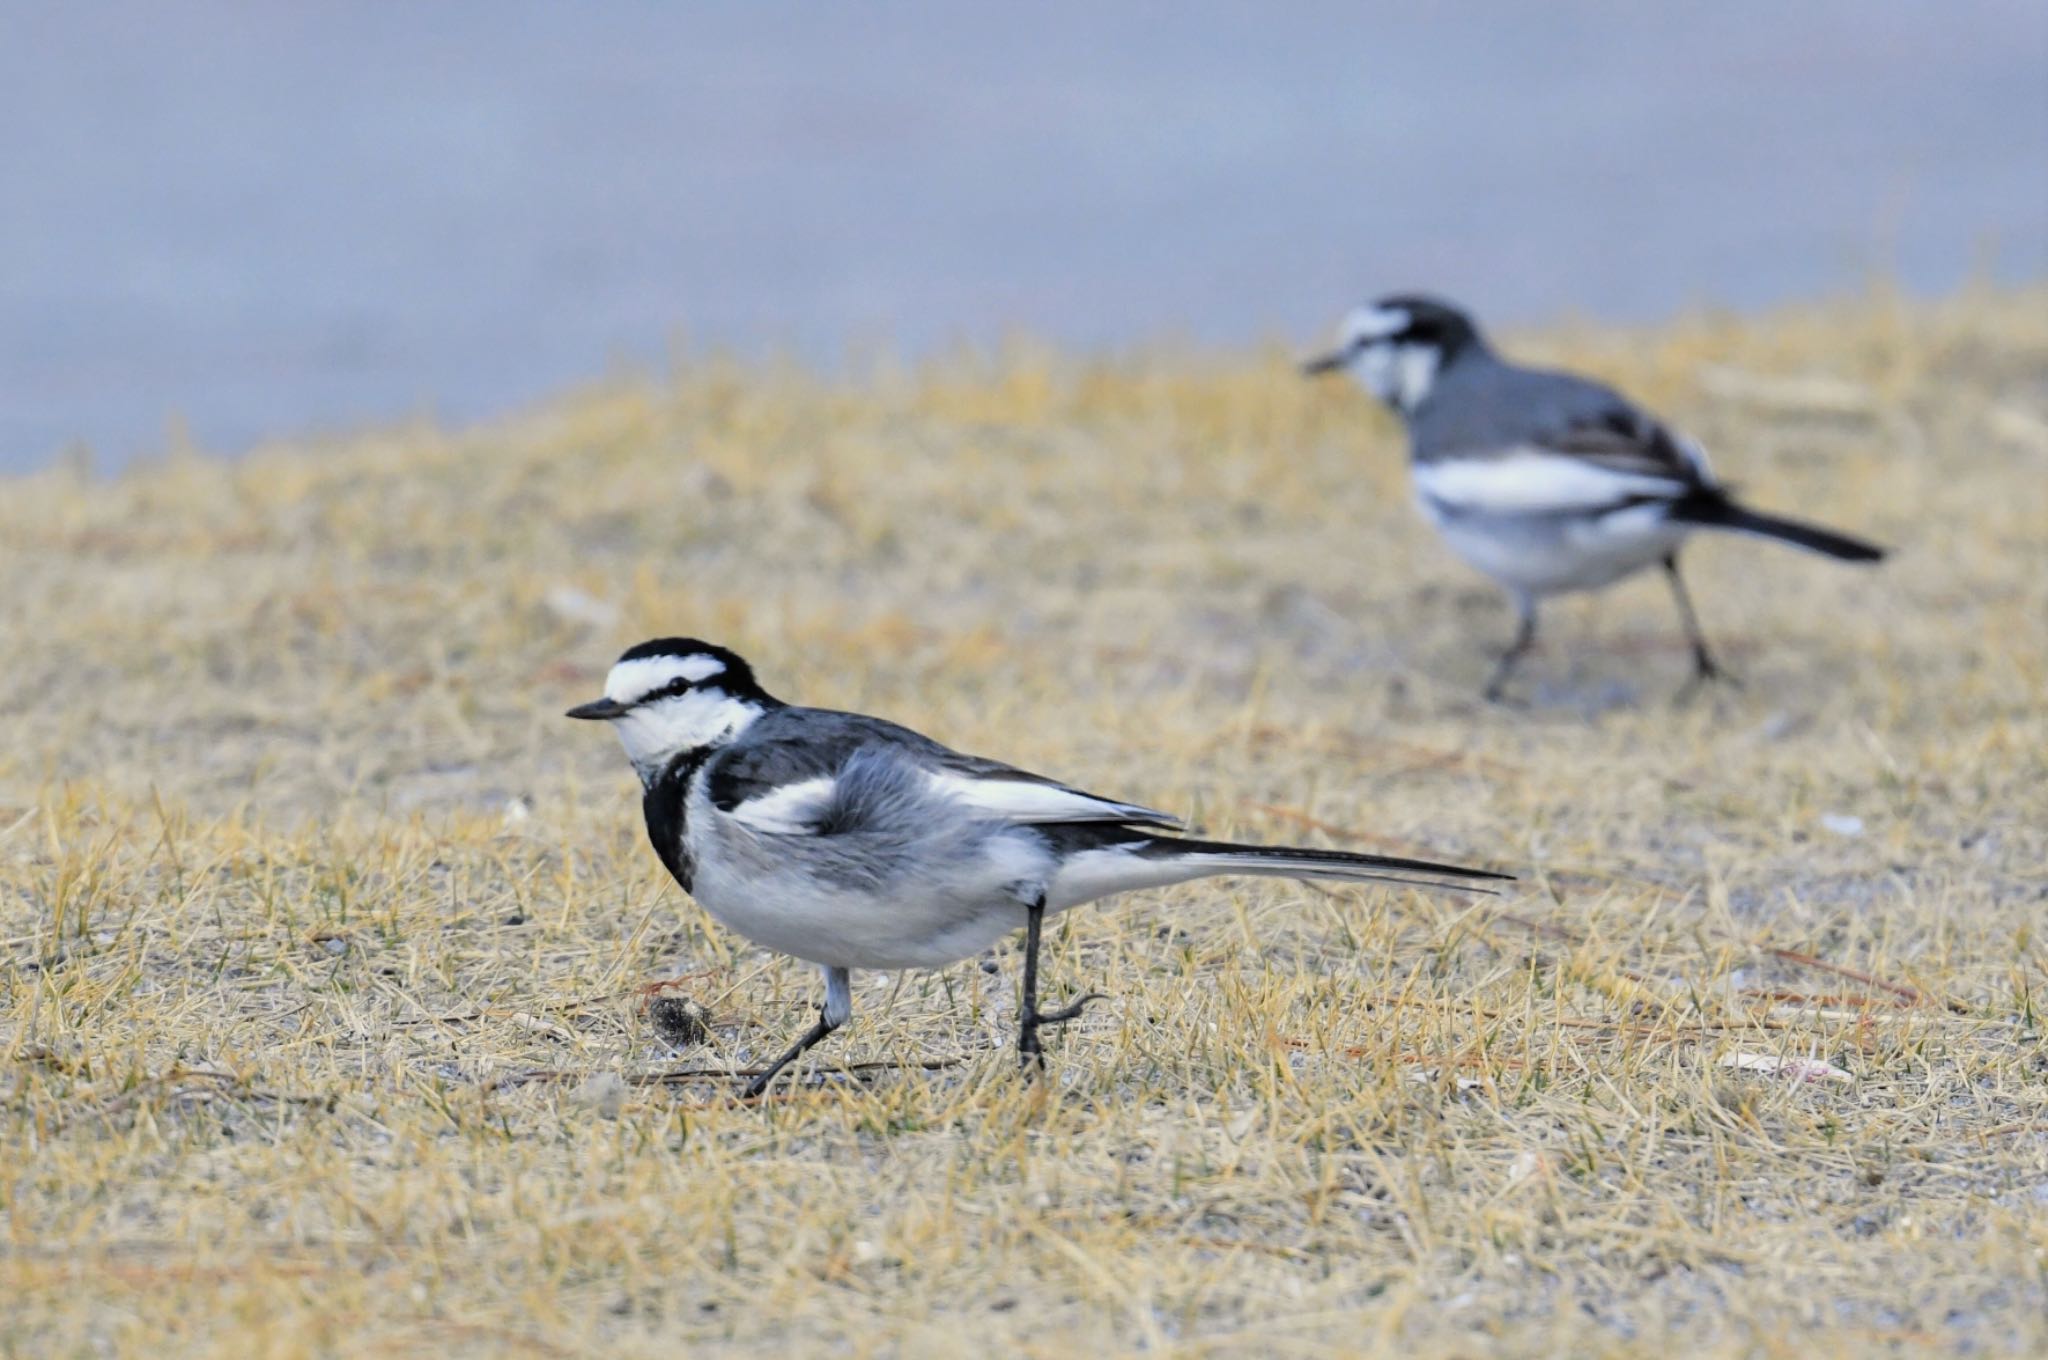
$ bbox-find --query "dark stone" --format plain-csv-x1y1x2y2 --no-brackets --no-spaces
649,995,711,1048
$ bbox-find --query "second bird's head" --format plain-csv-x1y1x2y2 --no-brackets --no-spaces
567,638,778,782
1302,295,1487,415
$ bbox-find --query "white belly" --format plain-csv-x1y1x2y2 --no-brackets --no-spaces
686,811,1056,971
1421,496,1688,596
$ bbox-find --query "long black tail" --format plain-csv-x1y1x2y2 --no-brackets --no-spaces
1147,836,1513,895
1668,496,1886,562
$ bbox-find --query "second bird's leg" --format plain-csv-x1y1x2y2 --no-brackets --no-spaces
1663,555,1736,690
1482,595,1539,703
741,965,852,1098
1017,893,1103,1069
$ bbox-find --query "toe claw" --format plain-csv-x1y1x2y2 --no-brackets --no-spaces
1037,991,1107,1026
1677,654,1741,701
1017,991,1103,1072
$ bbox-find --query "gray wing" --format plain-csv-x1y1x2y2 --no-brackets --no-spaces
705,707,1184,836
1411,363,1715,517
1529,376,1712,486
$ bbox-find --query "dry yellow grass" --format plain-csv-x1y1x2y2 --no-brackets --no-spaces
4,287,2047,1357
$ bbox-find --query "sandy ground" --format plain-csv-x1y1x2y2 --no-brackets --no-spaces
3,287,2046,1356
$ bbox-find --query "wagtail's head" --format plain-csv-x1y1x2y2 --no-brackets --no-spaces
1302,295,1487,415
567,638,777,782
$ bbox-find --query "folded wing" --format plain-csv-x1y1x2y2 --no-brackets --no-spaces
708,708,1185,837
1419,378,1716,520
924,769,1183,830
1415,447,1691,516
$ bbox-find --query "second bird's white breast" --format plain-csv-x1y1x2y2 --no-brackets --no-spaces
1412,455,1690,595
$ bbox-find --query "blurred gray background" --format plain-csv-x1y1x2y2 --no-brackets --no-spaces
2,1,2043,471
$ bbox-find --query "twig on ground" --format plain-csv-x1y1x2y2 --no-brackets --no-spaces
1763,946,1963,1011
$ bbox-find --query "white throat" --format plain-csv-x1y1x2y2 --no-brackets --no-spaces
1355,341,1440,414
614,689,766,782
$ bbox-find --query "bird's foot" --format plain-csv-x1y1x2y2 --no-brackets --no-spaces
1676,648,1741,701
737,1009,836,1099
1036,991,1107,1028
1481,680,1528,708
1017,991,1107,1070
1482,651,1535,706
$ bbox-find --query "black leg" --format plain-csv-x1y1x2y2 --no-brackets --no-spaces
1663,554,1737,692
741,965,851,1098
1483,597,1539,703
1017,894,1103,1070
741,1013,837,1099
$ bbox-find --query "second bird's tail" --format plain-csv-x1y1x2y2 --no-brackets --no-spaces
1668,497,1887,562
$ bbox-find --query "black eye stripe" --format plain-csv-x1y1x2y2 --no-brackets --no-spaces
621,676,699,709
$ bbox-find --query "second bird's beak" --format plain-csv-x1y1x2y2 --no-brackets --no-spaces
565,697,629,721
1300,351,1346,377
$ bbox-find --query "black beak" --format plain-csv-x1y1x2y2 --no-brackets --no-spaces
1301,351,1346,377
565,697,629,721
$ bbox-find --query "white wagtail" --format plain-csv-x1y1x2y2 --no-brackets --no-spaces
568,637,1509,1096
1303,296,1887,700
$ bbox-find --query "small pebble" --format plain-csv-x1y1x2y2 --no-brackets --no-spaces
1821,813,1866,838
572,1070,626,1118
1757,710,1808,741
